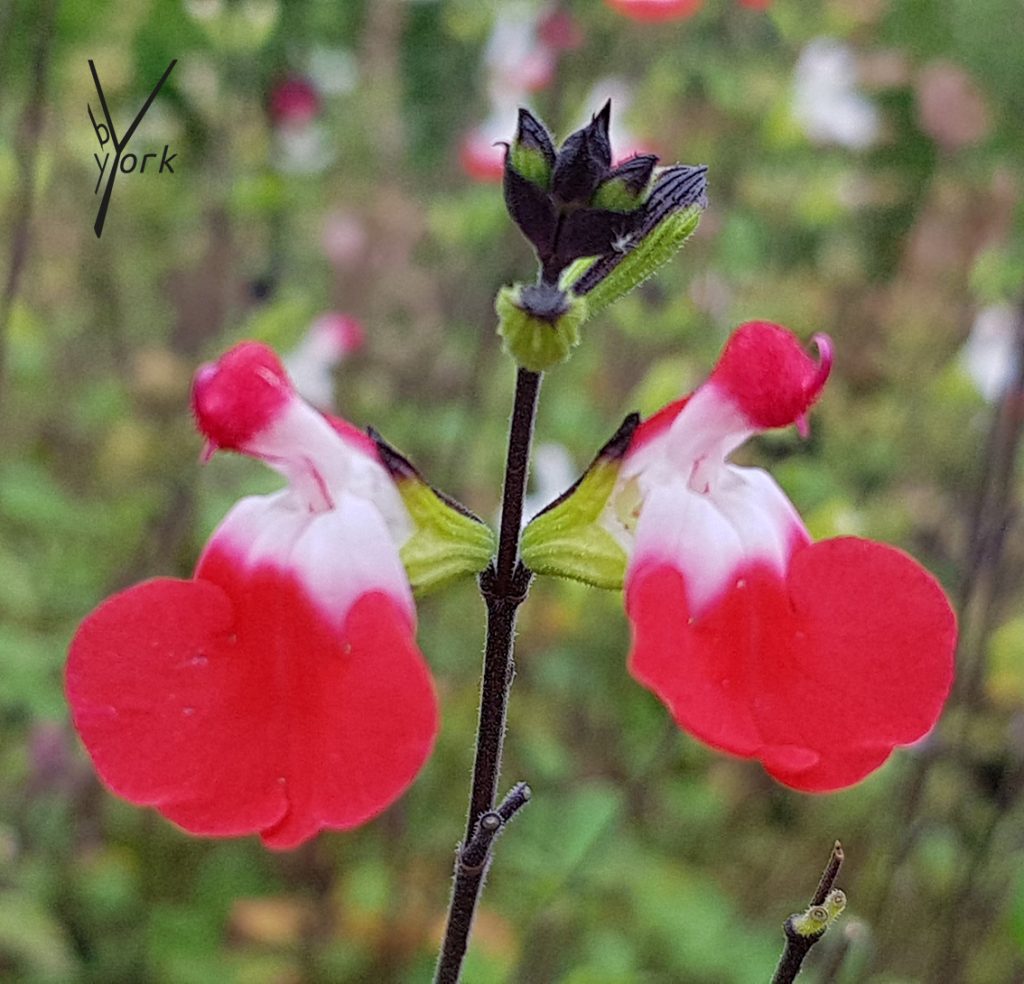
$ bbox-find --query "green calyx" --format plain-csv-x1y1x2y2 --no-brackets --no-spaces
592,175,648,213
591,154,658,213
496,283,589,373
520,415,639,590
370,431,495,596
509,142,552,191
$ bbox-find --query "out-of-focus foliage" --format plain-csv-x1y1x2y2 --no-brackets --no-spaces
1,0,1022,981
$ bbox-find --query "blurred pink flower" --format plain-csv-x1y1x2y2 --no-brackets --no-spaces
268,75,320,128
284,313,365,410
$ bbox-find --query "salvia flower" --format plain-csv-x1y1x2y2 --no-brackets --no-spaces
67,342,439,848
523,322,956,791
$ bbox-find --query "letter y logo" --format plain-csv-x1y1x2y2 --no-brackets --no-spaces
89,59,176,238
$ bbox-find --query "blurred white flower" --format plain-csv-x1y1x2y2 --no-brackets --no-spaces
461,4,583,181
524,442,577,523
273,122,334,174
308,46,359,97
960,304,1021,403
577,78,653,162
792,39,880,150
484,5,557,96
321,210,368,268
284,313,365,410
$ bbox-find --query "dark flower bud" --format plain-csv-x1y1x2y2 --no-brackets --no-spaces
508,108,556,190
640,163,709,224
500,101,708,291
503,167,558,262
550,100,613,206
553,207,641,270
572,164,709,299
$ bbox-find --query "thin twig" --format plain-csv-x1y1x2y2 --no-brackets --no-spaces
957,300,1024,707
771,841,845,984
434,368,542,984
0,0,58,412
860,299,1024,929
810,841,845,908
457,782,532,872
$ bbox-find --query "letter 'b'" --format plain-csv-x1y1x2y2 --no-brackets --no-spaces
88,105,110,148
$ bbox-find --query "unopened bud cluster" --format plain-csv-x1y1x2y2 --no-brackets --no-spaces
497,101,708,372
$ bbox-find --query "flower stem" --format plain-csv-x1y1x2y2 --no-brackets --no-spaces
434,367,542,984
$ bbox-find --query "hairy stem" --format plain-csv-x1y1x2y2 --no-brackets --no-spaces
434,367,542,983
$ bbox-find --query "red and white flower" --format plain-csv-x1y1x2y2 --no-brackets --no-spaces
66,342,437,848
610,322,956,790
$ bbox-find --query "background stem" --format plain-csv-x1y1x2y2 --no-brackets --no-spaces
434,367,542,983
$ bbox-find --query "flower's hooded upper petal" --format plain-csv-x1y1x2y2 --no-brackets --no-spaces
619,322,955,791
67,342,436,848
614,322,830,613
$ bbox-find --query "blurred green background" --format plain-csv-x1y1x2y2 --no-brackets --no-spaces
2,0,1023,981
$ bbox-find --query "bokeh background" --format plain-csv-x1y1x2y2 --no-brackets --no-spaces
2,0,1024,981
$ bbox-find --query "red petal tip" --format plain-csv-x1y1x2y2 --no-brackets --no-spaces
191,341,293,452
810,332,834,398
711,322,833,431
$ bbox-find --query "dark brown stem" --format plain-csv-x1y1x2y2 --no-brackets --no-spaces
434,367,542,984
771,842,845,984
0,0,58,412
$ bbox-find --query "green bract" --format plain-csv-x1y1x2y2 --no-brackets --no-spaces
370,431,495,596
520,415,638,589
495,283,589,373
